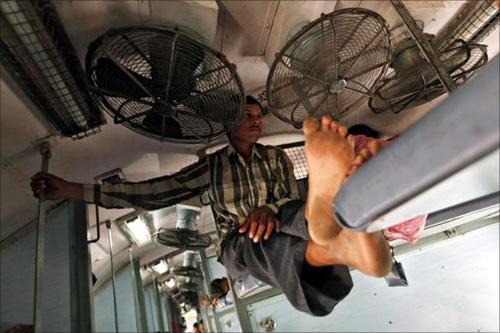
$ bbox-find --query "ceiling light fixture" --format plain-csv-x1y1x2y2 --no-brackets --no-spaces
166,277,176,289
151,260,169,275
119,214,154,247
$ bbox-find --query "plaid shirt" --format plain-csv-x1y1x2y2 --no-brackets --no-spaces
83,143,299,237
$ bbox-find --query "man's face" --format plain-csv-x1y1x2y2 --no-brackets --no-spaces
229,104,263,144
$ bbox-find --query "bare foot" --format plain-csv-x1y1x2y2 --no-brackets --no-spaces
304,116,354,245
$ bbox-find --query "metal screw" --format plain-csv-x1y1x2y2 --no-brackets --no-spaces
444,228,457,238
259,317,277,331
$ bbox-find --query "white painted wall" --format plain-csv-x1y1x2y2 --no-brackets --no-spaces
143,283,161,332
246,221,500,332
93,264,139,332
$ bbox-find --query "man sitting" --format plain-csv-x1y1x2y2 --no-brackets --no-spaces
31,96,391,316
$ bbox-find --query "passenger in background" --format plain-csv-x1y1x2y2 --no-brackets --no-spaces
193,322,201,333
31,96,393,316
199,277,233,310
208,277,233,309
198,319,206,333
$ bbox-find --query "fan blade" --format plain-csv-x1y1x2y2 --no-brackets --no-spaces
149,35,205,103
182,93,241,123
94,58,157,99
142,105,183,139
149,35,171,99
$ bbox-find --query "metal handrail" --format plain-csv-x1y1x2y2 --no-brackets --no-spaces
106,221,120,332
333,56,499,232
34,142,51,332
87,204,101,244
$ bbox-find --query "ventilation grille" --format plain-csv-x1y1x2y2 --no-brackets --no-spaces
281,142,308,180
433,0,499,49
0,0,104,139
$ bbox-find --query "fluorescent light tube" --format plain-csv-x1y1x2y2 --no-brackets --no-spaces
152,260,169,275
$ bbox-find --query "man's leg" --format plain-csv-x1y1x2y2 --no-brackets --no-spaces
303,116,392,277
220,222,353,316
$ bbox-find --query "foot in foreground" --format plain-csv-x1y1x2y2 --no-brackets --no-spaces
304,116,353,246
303,116,392,277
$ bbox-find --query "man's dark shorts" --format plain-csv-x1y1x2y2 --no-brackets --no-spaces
220,200,353,316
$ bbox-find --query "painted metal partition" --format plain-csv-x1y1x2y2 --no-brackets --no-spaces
333,56,500,231
244,219,499,332
197,216,499,332
130,257,148,332
0,200,93,332
69,200,94,332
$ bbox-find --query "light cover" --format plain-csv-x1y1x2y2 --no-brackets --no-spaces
0,0,103,139
166,277,176,288
152,260,169,275
119,214,154,247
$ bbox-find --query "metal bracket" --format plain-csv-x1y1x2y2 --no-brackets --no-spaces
391,0,457,93
87,205,101,244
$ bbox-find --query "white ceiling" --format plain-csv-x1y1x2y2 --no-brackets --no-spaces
1,0,499,287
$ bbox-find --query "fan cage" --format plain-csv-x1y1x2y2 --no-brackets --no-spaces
369,40,488,114
154,227,212,250
266,8,392,127
86,26,245,143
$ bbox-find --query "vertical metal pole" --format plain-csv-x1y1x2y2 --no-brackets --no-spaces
106,221,119,332
33,142,50,333
69,201,94,332
152,278,166,332
199,250,221,333
130,252,148,332
391,0,457,93
226,278,254,333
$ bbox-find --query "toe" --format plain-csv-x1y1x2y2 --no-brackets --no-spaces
338,125,348,137
330,120,348,137
321,115,332,130
330,120,339,133
303,117,320,135
367,140,384,155
347,135,355,148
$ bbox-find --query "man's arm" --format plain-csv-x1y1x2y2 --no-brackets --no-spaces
31,157,210,210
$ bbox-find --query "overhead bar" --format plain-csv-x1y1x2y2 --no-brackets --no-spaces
425,191,499,228
333,56,499,231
